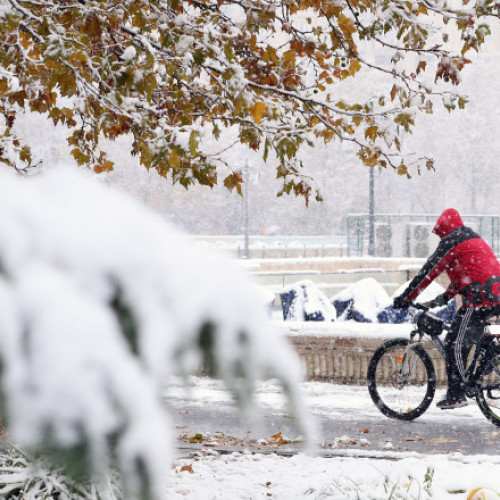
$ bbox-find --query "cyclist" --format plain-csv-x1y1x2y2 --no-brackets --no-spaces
393,208,500,409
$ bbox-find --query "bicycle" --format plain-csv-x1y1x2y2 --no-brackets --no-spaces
367,303,500,425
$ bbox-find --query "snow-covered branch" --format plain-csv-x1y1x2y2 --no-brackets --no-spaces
0,0,496,200
0,167,311,498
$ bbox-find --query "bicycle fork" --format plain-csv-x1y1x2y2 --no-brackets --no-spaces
398,331,426,383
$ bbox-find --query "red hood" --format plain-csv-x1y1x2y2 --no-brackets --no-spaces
432,208,464,238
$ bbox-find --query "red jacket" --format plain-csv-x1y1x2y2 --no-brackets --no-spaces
401,209,500,307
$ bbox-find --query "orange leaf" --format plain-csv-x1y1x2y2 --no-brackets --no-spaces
251,102,266,125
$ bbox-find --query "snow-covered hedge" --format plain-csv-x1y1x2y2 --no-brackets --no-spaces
281,280,337,322
0,168,311,499
281,278,456,324
331,278,392,322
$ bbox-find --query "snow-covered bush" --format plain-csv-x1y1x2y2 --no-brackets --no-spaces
0,444,121,499
330,278,456,324
0,168,310,499
331,278,392,323
280,281,337,322
283,278,456,324
378,281,456,324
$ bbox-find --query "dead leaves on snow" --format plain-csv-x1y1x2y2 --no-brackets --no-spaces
180,464,194,474
180,431,303,450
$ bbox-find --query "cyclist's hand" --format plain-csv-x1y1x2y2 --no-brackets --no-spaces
393,296,410,309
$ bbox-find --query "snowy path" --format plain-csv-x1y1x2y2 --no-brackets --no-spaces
166,377,500,457
166,377,500,499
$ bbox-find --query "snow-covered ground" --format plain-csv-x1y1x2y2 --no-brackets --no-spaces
167,378,500,499
168,452,500,499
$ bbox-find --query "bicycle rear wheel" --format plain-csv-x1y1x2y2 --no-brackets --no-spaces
367,338,436,421
475,357,500,426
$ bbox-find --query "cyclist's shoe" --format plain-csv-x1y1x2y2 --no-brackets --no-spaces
436,395,468,410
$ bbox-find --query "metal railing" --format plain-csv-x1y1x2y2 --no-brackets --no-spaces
347,213,500,257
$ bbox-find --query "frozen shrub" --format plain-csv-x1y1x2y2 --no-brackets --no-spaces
0,168,311,499
331,278,392,322
281,281,336,322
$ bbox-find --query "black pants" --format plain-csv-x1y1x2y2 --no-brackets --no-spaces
445,305,500,398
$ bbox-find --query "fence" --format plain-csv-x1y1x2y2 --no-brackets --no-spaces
189,235,347,259
347,214,500,257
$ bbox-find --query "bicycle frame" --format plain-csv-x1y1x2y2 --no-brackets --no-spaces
467,330,500,396
405,315,500,396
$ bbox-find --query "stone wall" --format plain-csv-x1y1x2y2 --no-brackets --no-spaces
288,335,447,387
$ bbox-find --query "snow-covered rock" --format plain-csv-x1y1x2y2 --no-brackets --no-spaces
331,278,392,323
280,280,336,322
283,277,456,324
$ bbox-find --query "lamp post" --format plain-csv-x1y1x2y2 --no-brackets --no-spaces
367,99,376,257
368,166,375,256
243,160,250,259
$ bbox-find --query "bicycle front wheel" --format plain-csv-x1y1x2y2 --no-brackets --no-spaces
475,357,500,426
367,338,436,421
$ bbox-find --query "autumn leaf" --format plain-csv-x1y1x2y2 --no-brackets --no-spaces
416,60,427,74
19,146,32,163
189,131,199,156
390,84,399,101
84,11,102,42
180,465,194,473
397,164,409,177
223,172,243,196
251,102,266,125
168,150,180,169
95,152,114,173
394,113,413,132
71,148,90,165
365,126,378,141
282,50,296,70
188,433,204,443
458,96,468,109
68,52,88,68
270,432,287,445
349,59,361,75
0,78,9,97
338,14,356,36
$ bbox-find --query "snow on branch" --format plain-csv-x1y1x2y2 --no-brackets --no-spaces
1,0,496,201
0,167,311,499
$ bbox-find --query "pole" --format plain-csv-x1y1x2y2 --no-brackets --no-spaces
368,167,375,256
367,99,376,257
243,160,249,259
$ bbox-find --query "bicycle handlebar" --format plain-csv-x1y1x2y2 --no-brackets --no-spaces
393,301,430,312
411,302,430,311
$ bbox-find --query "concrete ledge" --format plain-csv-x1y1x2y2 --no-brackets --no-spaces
279,322,447,386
